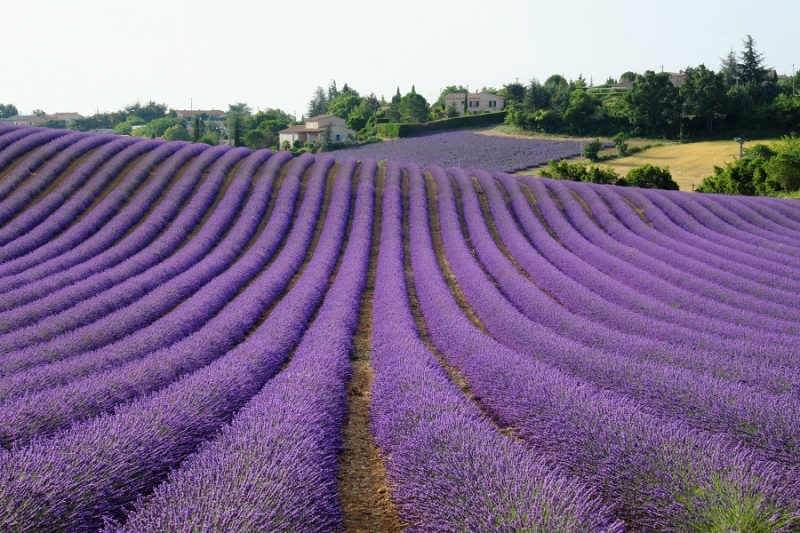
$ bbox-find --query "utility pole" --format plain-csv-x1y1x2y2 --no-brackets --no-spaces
190,98,192,111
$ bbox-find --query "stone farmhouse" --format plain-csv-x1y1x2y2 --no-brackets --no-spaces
279,115,355,148
444,92,506,116
1,115,47,126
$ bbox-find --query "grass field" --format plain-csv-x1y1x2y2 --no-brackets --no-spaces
480,126,777,192
594,141,742,191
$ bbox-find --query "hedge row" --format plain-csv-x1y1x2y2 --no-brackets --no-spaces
378,112,507,139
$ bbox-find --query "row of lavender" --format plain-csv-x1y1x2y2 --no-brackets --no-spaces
0,125,357,530
329,130,600,173
0,126,599,531
0,123,799,530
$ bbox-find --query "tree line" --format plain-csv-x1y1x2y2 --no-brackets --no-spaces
502,36,799,140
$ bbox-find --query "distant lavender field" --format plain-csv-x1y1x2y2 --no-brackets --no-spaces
329,131,592,172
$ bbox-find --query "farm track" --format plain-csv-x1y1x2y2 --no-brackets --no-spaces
338,165,405,533
1,126,800,532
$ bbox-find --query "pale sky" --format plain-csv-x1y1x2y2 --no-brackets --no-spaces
2,0,797,118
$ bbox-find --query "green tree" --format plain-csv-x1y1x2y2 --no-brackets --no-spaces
445,101,460,118
697,156,763,195
196,133,219,146
501,82,526,105
144,117,179,137
0,104,19,119
612,132,629,155
319,123,334,151
544,75,570,114
328,80,339,101
399,89,429,123
31,109,46,117
385,87,402,123
307,86,328,117
123,101,168,123
762,135,800,193
767,94,800,131
738,35,768,85
626,164,679,190
679,64,727,132
328,86,363,121
226,103,252,147
582,138,603,162
523,79,549,111
244,129,269,150
563,90,595,134
719,48,740,88
114,122,133,135
624,71,680,136
190,115,204,143
162,125,190,141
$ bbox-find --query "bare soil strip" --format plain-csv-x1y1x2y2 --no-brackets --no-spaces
177,156,248,251
567,187,604,228
0,136,67,191
247,162,336,335
406,171,520,440
421,172,487,333
518,181,565,246
621,195,654,227
114,153,203,242
338,166,404,533
470,175,566,308
73,151,154,226
26,144,108,208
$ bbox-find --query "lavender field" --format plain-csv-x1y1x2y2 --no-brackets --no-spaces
329,130,596,173
0,123,800,532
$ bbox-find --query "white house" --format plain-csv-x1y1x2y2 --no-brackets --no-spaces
279,115,355,148
444,92,505,116
1,115,47,126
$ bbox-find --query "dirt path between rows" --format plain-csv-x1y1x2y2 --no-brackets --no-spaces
338,166,404,533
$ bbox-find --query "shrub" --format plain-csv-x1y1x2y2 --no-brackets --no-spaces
583,138,603,162
196,133,219,146
626,164,679,190
612,132,629,156
162,125,190,142
540,160,623,185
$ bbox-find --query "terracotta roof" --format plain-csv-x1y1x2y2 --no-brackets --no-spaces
305,114,334,122
279,125,325,134
175,109,226,117
45,112,83,120
445,92,505,100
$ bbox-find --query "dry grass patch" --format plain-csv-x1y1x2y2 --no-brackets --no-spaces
599,141,743,191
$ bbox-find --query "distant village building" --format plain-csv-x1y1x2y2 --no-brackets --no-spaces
666,71,687,87
444,92,505,116
175,109,226,120
1,115,47,126
278,115,355,148
44,112,84,125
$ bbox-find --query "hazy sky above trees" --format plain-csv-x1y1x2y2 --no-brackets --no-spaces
2,0,797,117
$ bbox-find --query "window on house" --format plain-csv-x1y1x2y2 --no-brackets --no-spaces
335,134,341,141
